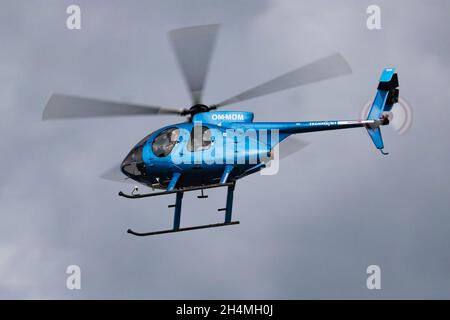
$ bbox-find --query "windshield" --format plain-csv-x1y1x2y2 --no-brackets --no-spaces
121,144,145,177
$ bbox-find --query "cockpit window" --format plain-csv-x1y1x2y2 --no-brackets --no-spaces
122,145,145,177
152,127,180,157
135,131,156,148
187,126,212,152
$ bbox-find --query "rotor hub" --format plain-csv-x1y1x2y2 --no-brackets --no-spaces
181,104,213,116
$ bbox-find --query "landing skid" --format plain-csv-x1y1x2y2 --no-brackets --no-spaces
118,182,234,199
119,182,239,236
128,221,240,236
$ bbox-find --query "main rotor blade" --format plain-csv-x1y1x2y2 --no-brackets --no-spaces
100,164,134,184
169,24,220,105
42,94,183,120
214,53,351,108
278,136,310,159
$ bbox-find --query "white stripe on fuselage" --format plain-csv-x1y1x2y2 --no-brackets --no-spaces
337,120,375,125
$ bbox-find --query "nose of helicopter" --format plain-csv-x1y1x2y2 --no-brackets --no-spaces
121,145,145,178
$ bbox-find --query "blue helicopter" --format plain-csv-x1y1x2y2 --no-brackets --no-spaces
43,25,399,236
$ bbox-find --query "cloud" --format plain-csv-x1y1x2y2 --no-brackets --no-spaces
1,0,450,299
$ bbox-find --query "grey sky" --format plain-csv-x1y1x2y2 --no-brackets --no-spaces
1,0,450,299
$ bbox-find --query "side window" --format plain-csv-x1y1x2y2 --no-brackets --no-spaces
187,126,212,152
152,127,180,157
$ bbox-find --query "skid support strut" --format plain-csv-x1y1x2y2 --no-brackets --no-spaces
173,192,183,230
122,182,239,236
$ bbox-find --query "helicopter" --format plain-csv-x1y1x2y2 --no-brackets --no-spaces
43,24,399,236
